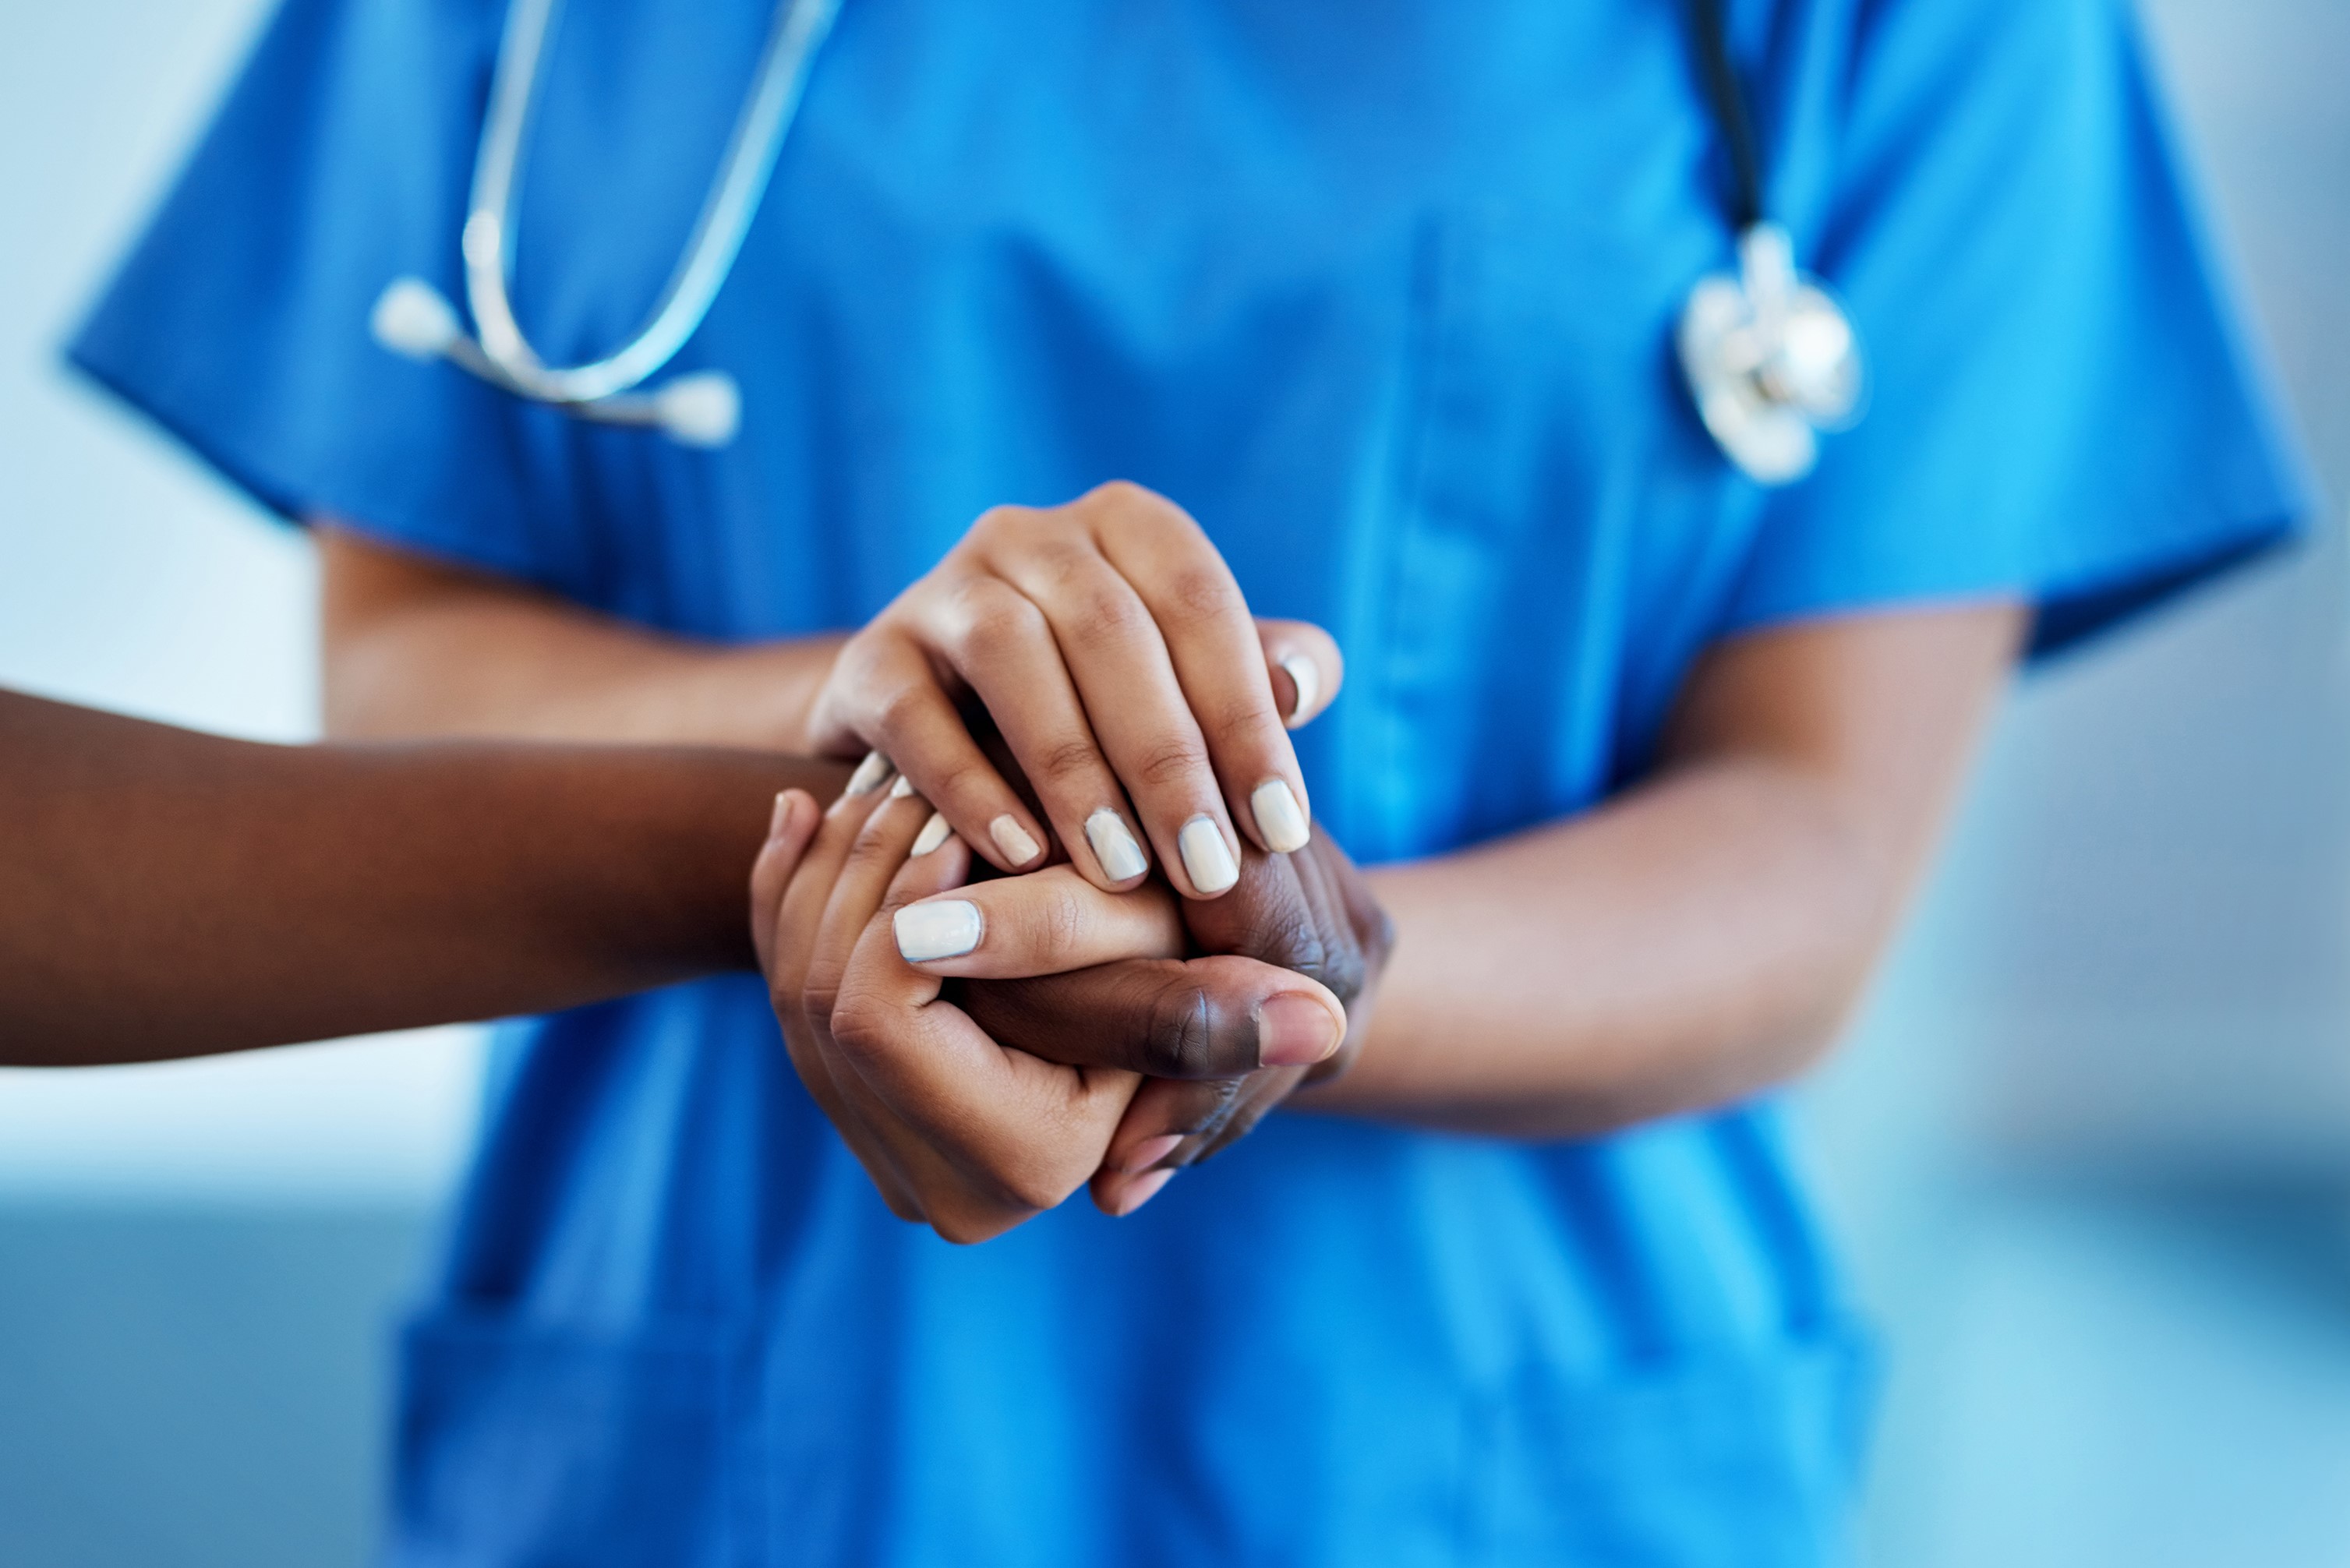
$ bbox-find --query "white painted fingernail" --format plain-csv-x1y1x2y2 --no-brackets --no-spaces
1178,816,1239,894
1250,779,1311,853
889,773,918,800
1280,654,1320,728
894,898,982,962
1085,810,1149,881
845,750,892,796
989,814,1042,867
911,810,953,856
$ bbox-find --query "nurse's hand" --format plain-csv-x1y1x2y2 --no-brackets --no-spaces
802,482,1342,900
956,830,1394,1215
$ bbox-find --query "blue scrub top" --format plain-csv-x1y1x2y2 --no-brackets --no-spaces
75,0,2306,1563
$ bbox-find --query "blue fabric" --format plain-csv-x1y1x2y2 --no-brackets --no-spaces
73,0,2306,1563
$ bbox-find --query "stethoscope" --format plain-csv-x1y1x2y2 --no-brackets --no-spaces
372,0,1864,484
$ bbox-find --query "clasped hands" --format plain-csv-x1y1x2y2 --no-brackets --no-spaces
752,482,1392,1242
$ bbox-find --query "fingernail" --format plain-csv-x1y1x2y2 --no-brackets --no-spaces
989,814,1042,867
1250,779,1311,854
1085,809,1149,881
1124,1132,1186,1173
1178,816,1239,895
889,774,918,800
1280,654,1320,728
1256,991,1342,1067
894,898,983,962
845,750,892,796
911,811,953,856
768,790,794,840
1114,1167,1176,1217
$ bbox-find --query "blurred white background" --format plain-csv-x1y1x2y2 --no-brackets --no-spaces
2,1,2346,1564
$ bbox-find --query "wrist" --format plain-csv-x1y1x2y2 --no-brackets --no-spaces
703,634,849,754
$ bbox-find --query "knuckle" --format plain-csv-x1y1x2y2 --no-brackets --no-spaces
1066,586,1151,648
928,1203,1001,1246
1250,909,1330,977
1204,690,1277,746
951,590,1046,662
1132,736,1211,792
1025,538,1099,592
1084,478,1158,517
1086,479,1192,534
998,1157,1077,1216
825,984,888,1051
1034,886,1088,967
868,680,935,741
802,976,845,1028
1033,736,1107,788
969,504,1031,546
1143,984,1217,1079
1161,564,1242,627
931,756,999,808
1320,941,1367,1008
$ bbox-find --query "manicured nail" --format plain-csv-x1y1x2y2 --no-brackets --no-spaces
1256,991,1343,1067
911,811,953,856
889,774,918,800
768,791,795,839
1123,1132,1186,1173
894,897,982,962
1178,816,1239,894
1250,779,1311,854
845,750,892,796
1280,654,1320,728
1114,1167,1176,1217
1085,809,1149,882
989,814,1043,867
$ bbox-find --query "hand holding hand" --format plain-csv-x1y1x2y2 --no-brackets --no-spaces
803,482,1341,898
955,828,1393,1213
751,767,1363,1240
750,777,1157,1243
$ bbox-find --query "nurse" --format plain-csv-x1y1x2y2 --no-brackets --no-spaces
74,2,2309,1564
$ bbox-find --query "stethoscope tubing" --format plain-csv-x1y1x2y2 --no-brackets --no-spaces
383,0,1859,478
458,0,838,407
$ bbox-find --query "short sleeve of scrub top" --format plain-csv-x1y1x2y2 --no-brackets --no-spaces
68,1,2312,1566
1719,0,2311,656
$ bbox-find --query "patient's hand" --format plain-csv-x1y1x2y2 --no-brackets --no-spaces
960,828,1393,1214
751,770,1352,1241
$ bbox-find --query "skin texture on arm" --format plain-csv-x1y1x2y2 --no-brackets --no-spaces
320,522,843,749
0,690,847,1065
1299,601,2027,1137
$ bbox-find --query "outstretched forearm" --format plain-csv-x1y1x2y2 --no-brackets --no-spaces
1299,602,2026,1138
1,690,846,1065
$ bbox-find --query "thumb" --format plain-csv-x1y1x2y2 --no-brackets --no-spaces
959,953,1346,1080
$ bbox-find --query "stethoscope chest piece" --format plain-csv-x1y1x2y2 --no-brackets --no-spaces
1677,223,1864,486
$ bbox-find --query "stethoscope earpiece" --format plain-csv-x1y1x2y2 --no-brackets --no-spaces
371,276,743,447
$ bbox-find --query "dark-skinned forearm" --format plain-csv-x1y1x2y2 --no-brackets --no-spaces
1,691,847,1065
